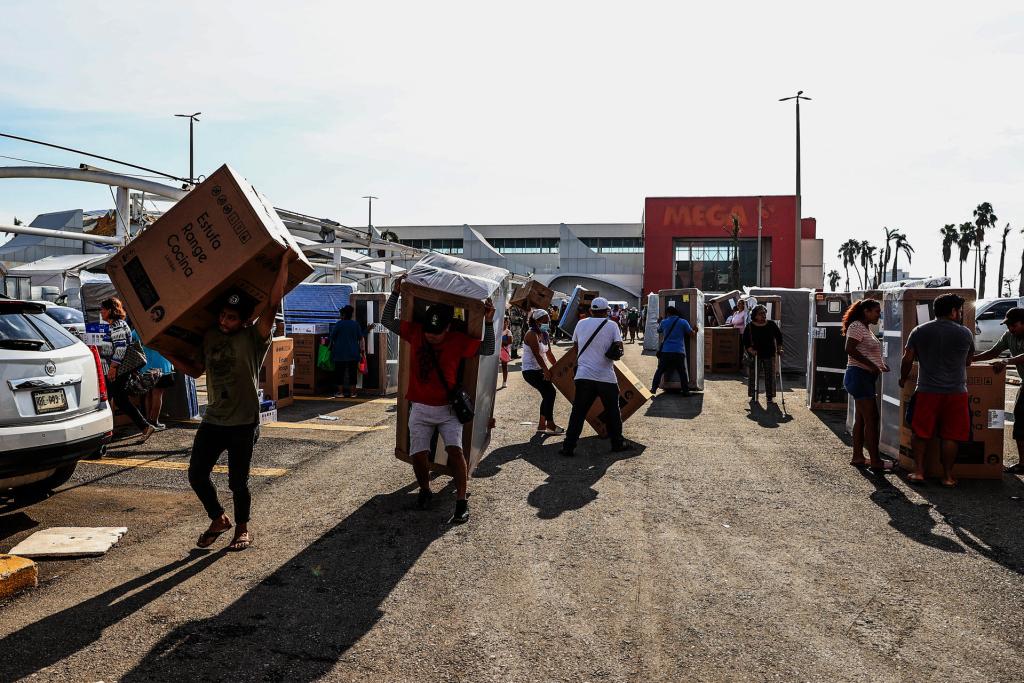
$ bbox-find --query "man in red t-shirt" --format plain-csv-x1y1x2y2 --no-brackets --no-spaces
383,274,495,523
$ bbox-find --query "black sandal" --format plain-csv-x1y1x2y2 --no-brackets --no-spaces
196,524,232,548
1005,463,1024,474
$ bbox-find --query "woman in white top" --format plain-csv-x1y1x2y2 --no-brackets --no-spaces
522,309,563,435
727,298,748,333
842,298,890,472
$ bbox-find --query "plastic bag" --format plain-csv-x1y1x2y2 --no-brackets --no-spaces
317,345,335,371
358,353,368,375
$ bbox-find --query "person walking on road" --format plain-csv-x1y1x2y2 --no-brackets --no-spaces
973,306,1024,474
166,250,293,551
626,306,640,344
742,305,784,404
650,305,696,397
559,297,632,458
842,298,890,473
99,298,155,442
500,319,512,389
328,305,366,398
522,308,564,435
898,293,974,487
382,274,496,524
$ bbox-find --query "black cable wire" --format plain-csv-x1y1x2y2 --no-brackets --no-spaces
0,132,189,183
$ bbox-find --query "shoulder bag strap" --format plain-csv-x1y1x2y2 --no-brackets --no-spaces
579,319,609,359
658,318,680,353
424,342,453,396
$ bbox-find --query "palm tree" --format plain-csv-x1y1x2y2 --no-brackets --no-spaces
827,270,841,292
997,223,1011,297
958,222,975,287
838,239,860,289
859,241,877,289
973,202,997,295
880,227,899,282
723,214,741,290
890,232,913,282
940,224,958,277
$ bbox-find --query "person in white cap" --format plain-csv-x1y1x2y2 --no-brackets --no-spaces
559,296,633,457
522,308,564,435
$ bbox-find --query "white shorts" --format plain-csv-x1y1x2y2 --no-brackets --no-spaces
409,402,464,461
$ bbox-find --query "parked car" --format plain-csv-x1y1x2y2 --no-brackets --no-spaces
40,303,87,339
0,300,112,498
975,298,1019,352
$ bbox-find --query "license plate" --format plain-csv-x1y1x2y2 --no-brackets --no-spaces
33,388,68,414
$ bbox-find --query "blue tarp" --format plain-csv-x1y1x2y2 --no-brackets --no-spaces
282,283,354,329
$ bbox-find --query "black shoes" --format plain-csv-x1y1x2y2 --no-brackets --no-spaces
449,499,469,524
416,488,433,510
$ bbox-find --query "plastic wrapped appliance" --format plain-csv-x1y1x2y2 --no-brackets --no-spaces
807,292,851,410
643,293,660,351
558,285,597,337
656,288,705,391
747,287,813,374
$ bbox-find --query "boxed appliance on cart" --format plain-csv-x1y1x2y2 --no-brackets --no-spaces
394,253,510,476
105,164,313,363
548,348,651,437
656,288,704,391
807,291,851,410
350,292,398,396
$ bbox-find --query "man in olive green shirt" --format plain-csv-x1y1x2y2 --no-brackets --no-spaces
973,306,1024,474
168,251,292,551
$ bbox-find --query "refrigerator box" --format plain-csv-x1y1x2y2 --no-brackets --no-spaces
656,288,704,391
395,253,510,476
258,336,294,408
510,279,554,313
105,164,313,363
807,291,851,411
548,347,651,437
558,285,598,337
290,332,333,395
879,287,977,459
350,292,399,396
896,364,1005,479
748,287,811,373
704,327,742,373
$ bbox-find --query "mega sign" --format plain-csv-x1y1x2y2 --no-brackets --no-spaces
662,203,751,228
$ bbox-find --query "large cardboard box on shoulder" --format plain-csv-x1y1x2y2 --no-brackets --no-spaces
896,364,1004,479
394,253,510,476
548,347,651,437
106,164,313,363
510,279,554,313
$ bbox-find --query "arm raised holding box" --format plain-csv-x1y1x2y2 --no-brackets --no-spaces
381,275,405,336
165,353,205,379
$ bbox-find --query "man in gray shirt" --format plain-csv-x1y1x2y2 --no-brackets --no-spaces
898,293,974,487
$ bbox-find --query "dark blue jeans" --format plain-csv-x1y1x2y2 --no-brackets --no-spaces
651,352,689,392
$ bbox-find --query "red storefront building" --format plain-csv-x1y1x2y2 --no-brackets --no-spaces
643,195,821,295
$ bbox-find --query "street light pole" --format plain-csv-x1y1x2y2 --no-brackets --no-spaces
174,112,201,184
779,91,810,288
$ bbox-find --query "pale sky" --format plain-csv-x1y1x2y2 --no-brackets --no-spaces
1,1,1021,293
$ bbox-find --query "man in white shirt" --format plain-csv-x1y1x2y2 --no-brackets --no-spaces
559,297,633,457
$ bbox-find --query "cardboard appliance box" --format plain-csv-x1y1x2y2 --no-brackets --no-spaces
704,327,741,373
548,347,651,437
258,337,294,408
106,164,313,363
708,290,742,326
510,280,555,313
290,332,333,395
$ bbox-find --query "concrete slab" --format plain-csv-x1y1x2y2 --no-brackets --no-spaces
8,527,127,558
0,554,38,599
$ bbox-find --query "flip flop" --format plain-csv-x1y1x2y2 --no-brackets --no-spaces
227,533,252,552
196,524,232,548
906,474,927,485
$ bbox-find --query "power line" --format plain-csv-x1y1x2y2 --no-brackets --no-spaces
0,131,189,183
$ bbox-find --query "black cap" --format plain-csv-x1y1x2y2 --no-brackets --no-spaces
1002,307,1024,325
423,303,454,334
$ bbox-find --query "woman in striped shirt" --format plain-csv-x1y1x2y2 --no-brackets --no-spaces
843,298,888,471
100,297,155,442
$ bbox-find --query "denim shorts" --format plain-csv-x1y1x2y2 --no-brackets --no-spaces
844,366,878,400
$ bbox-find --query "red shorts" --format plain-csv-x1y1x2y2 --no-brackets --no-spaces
909,391,970,441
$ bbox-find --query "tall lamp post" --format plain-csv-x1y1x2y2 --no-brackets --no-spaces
174,112,201,185
779,91,810,288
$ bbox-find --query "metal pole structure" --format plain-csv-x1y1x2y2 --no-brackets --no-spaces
174,112,201,184
361,195,378,288
115,187,130,239
779,92,810,289
0,223,122,245
756,196,763,286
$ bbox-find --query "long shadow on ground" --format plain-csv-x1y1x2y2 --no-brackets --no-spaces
0,550,225,681
645,393,704,419
476,436,644,519
116,482,454,682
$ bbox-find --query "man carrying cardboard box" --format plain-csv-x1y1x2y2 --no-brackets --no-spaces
166,250,293,551
382,274,496,524
559,297,634,458
972,306,1024,474
898,293,974,487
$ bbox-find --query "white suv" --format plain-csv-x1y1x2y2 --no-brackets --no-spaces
975,298,1019,352
0,300,112,497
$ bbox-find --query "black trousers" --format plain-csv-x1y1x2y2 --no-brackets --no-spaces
522,369,557,421
748,355,776,399
334,360,358,391
188,422,258,524
110,373,150,432
651,352,689,392
563,378,623,452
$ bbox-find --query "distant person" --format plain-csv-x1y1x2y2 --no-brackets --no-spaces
328,305,366,398
842,298,890,472
650,305,697,397
727,299,748,334
166,251,293,551
559,297,632,457
522,308,563,435
500,319,512,389
899,293,974,487
382,274,496,524
99,298,155,442
626,306,640,343
742,305,784,404
973,306,1024,474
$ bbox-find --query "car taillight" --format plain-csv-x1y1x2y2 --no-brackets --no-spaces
89,344,108,402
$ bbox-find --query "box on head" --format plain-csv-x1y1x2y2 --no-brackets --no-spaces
105,164,313,363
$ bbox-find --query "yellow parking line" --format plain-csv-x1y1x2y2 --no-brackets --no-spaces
292,395,397,405
85,457,288,477
262,421,388,433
